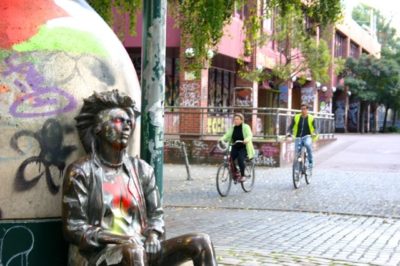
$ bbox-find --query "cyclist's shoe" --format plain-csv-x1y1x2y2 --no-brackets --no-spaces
238,175,246,182
308,162,313,169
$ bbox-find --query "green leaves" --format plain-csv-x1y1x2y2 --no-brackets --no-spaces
171,0,236,73
344,55,400,106
88,0,141,36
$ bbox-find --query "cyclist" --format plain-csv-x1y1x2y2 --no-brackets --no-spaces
287,104,318,169
220,113,255,182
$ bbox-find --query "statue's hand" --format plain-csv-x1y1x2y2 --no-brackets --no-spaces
145,231,161,254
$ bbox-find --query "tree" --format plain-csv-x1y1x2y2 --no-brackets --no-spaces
344,55,400,132
351,4,400,130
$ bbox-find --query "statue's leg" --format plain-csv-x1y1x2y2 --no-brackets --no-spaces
155,233,217,266
120,243,146,266
89,243,146,266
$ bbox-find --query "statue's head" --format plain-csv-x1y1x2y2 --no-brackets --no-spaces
75,90,140,153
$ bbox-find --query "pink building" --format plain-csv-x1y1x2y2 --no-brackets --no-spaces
120,4,380,165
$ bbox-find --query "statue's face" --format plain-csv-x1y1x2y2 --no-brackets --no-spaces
96,108,134,150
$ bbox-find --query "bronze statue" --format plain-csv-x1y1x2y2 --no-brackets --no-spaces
62,90,217,265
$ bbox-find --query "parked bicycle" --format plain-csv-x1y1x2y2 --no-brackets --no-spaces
216,140,256,197
289,134,312,189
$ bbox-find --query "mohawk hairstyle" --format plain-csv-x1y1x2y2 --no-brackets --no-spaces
75,90,140,153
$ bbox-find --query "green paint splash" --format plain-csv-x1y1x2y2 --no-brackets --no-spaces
13,25,107,57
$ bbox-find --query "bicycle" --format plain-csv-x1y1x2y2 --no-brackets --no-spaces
216,140,255,197
289,134,312,189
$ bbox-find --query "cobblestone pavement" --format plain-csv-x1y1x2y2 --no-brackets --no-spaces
163,134,400,265
165,208,400,265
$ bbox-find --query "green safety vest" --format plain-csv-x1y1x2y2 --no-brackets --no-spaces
293,114,316,139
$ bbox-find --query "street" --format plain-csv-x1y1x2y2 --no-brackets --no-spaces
163,134,400,265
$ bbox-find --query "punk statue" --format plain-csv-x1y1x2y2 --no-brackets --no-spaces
62,90,217,266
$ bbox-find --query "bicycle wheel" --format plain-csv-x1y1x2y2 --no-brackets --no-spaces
241,161,255,192
292,156,301,189
216,163,232,197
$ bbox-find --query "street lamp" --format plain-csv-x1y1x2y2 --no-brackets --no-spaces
316,81,321,88
184,47,195,58
291,76,297,82
348,91,352,96
332,86,337,93
321,86,328,92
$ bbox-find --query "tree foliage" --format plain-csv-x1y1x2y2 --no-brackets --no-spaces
88,0,141,36
239,1,341,86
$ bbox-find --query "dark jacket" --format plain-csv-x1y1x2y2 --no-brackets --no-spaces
62,154,164,265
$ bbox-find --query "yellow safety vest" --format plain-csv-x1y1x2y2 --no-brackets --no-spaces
293,114,315,138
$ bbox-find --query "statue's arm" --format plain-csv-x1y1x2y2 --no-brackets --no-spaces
62,163,102,251
139,159,165,238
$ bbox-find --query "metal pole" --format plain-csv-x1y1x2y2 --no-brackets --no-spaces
180,142,192,181
141,0,167,197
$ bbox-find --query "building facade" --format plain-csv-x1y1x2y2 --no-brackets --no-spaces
120,2,380,165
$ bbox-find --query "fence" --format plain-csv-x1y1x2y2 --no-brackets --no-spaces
165,106,335,139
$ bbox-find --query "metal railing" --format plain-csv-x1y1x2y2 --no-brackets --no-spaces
164,106,335,139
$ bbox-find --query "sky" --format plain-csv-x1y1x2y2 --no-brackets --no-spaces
344,0,400,34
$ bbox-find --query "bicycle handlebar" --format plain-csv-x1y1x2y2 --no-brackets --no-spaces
217,140,245,151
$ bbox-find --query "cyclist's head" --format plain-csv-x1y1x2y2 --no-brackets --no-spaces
300,103,309,116
234,113,244,126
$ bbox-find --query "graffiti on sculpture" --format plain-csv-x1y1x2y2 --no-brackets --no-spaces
301,87,314,108
2,54,78,118
0,226,34,266
11,119,77,194
181,83,200,107
335,100,345,129
348,101,359,131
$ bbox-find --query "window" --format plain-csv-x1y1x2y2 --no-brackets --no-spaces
334,32,346,58
208,68,235,112
350,42,359,58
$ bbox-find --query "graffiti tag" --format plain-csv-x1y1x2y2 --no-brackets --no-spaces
0,226,34,266
2,54,77,118
11,119,77,194
181,83,199,107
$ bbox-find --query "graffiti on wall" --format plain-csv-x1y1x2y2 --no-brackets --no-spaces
207,116,232,134
282,141,295,164
11,119,77,194
181,83,199,107
335,100,345,129
234,87,252,107
348,101,359,130
253,143,280,167
0,226,34,266
320,100,331,113
301,87,314,108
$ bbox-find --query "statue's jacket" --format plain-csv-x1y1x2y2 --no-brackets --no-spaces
62,153,164,264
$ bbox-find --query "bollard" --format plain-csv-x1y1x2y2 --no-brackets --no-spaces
180,141,192,181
